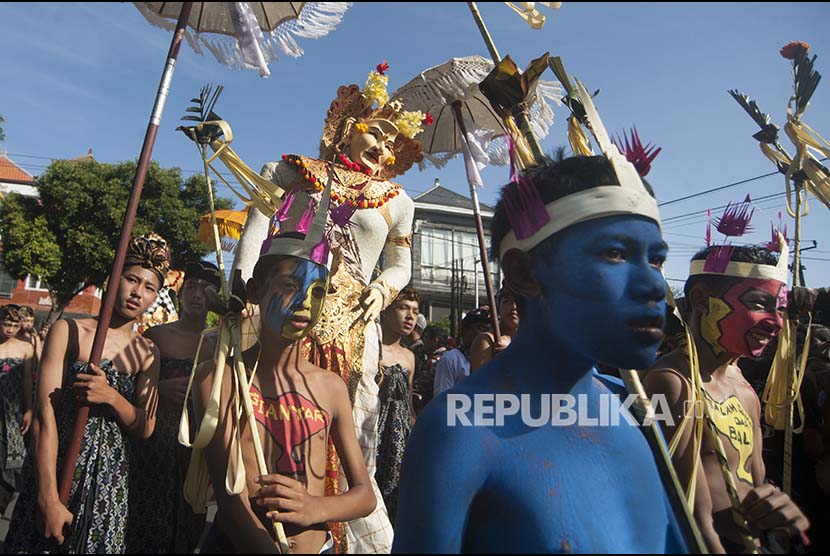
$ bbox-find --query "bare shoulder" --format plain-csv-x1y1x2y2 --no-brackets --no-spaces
47,318,71,336
197,332,219,364
40,318,72,350
641,351,693,403
134,334,160,371
73,317,98,334
20,337,35,358
304,360,345,392
302,361,348,408
142,321,176,343
6,336,34,357
472,331,495,349
133,332,158,355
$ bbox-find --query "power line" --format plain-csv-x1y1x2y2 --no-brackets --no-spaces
658,170,780,207
662,192,787,226
657,157,828,208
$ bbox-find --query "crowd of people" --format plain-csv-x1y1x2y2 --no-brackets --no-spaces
0,53,828,555
2,234,827,553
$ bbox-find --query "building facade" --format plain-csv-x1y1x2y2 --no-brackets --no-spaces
410,180,500,330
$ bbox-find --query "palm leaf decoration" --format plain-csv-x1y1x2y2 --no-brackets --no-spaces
791,47,821,117
177,83,225,144
728,89,780,145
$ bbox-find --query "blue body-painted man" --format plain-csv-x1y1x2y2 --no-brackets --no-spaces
393,154,688,553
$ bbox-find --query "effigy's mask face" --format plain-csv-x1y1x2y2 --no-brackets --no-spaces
259,257,329,341
699,277,786,358
345,118,398,175
533,215,668,370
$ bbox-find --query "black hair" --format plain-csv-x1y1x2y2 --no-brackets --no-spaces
423,325,449,347
183,260,221,290
16,305,34,318
0,305,21,322
683,245,780,301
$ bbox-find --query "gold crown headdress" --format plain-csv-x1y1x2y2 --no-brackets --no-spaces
319,61,426,178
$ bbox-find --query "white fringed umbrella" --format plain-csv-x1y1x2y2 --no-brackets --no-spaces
393,55,562,170
134,2,351,77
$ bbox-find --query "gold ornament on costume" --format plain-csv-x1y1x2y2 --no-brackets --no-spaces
282,155,403,210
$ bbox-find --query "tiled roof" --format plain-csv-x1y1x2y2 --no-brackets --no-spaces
70,148,95,163
0,155,34,184
414,184,493,211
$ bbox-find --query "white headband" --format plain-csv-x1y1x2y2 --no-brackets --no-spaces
688,232,789,284
498,185,661,258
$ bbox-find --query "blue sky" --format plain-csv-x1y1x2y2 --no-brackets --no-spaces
1,2,829,288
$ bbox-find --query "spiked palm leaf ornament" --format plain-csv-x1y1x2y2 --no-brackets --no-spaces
729,41,828,496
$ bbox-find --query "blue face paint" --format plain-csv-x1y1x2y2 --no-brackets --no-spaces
262,258,329,340
533,215,667,370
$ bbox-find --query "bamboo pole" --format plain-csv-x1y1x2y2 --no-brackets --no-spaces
621,370,708,554
783,180,804,495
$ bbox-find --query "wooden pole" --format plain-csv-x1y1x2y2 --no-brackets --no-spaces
451,102,501,344
58,1,194,504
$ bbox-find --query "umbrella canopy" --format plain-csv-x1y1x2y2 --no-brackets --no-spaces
198,208,249,251
138,2,309,33
134,2,352,76
391,55,563,168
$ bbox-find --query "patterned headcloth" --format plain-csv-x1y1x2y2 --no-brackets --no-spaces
0,305,21,322
124,233,170,287
16,305,34,319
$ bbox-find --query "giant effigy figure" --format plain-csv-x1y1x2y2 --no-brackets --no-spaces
214,62,427,553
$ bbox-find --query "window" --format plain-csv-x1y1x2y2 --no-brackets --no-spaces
0,258,17,298
25,276,50,291
419,227,452,284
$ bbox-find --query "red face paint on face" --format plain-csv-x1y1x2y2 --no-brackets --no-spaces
717,278,786,357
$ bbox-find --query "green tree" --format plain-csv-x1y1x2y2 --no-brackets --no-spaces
0,159,231,323
0,114,5,142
